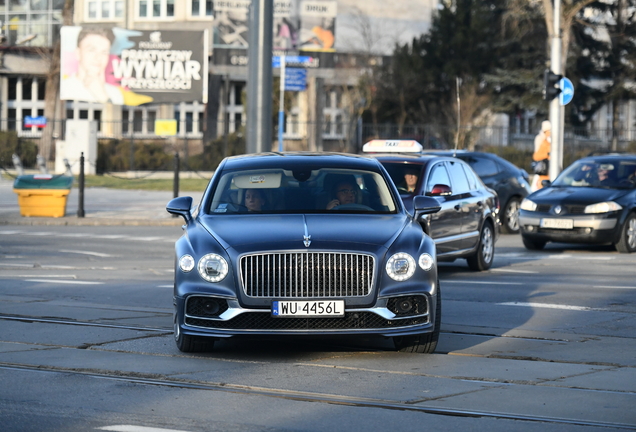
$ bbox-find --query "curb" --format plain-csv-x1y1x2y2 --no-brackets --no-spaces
0,215,184,227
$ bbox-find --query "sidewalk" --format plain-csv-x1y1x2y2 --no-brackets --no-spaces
0,176,204,226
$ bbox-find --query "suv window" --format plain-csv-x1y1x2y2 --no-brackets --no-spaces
426,163,451,193
447,161,470,194
466,156,498,177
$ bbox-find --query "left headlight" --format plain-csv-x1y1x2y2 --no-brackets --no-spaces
520,198,537,211
584,201,623,214
386,253,416,281
198,253,229,282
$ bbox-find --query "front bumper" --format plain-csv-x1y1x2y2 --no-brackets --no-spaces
175,293,437,338
519,212,618,243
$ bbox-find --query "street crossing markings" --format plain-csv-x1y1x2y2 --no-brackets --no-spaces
98,426,193,432
444,280,523,285
25,279,104,285
59,249,113,258
497,302,602,311
593,285,636,290
490,268,538,274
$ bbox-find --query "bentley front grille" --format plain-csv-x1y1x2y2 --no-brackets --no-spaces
240,252,374,298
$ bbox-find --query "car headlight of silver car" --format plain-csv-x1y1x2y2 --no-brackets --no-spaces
520,198,537,211
197,253,229,282
584,201,622,214
386,253,416,281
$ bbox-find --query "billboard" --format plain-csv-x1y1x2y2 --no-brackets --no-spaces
213,0,336,52
60,27,208,106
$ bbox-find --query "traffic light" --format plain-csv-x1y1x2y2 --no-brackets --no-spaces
543,69,563,101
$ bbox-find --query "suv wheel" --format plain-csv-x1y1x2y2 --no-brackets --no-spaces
467,221,494,271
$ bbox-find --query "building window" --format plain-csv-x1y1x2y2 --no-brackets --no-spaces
4,77,46,135
224,83,244,134
86,0,124,20
122,106,159,136
190,0,213,17
175,101,204,136
323,89,346,139
137,0,174,19
0,0,64,47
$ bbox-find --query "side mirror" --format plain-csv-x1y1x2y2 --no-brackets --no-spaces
541,179,551,188
166,196,193,222
413,195,441,215
427,184,452,196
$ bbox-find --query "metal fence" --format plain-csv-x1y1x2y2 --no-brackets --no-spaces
2,118,636,172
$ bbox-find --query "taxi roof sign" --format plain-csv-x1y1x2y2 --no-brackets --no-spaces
362,140,423,153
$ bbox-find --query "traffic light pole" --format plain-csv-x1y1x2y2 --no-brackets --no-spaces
549,0,562,182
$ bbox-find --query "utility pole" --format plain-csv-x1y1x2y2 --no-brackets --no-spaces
246,0,273,154
549,0,562,182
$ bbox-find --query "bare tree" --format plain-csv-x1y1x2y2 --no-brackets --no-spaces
40,0,74,162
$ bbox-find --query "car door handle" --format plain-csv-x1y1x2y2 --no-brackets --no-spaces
477,201,484,207
454,205,461,211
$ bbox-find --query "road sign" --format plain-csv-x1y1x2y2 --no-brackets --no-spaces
24,116,47,128
272,55,314,68
559,77,574,106
285,68,307,91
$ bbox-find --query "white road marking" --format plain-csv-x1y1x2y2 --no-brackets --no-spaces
593,285,636,290
0,263,36,268
23,232,55,236
98,426,192,432
13,275,77,278
90,235,125,239
490,268,538,274
444,280,523,285
25,279,103,285
498,302,600,311
128,237,163,241
157,285,173,288
0,230,24,235
59,249,113,258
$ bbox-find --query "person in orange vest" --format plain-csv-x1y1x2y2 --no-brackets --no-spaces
532,120,551,190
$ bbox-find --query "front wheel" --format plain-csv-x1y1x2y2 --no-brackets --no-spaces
394,281,441,354
522,235,546,251
174,314,215,353
466,222,494,271
501,197,521,234
615,213,636,253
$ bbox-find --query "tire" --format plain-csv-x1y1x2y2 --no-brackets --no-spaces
615,212,636,253
174,314,215,353
466,221,495,271
501,197,521,234
394,281,441,354
522,235,546,251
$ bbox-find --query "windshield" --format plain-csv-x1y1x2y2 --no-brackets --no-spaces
553,160,636,189
206,167,397,214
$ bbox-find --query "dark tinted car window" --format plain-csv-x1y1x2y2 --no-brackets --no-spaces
462,164,480,190
447,161,470,194
465,156,499,177
426,163,451,193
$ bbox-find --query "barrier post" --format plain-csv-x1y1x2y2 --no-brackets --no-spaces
77,152,85,218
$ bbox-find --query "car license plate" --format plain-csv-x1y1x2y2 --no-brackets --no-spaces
541,218,574,229
272,300,345,317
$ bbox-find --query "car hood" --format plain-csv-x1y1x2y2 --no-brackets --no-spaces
530,186,627,205
198,214,406,253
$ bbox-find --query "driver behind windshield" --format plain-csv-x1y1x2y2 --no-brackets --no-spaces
326,180,359,209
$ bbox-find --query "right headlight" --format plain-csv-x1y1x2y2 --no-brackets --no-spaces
198,253,229,282
520,198,537,211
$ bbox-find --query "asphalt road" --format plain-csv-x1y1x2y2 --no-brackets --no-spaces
1,223,635,432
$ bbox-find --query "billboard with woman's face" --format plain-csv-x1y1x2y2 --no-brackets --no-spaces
60,27,208,106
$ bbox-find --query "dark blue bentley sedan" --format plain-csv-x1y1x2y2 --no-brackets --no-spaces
519,154,636,252
167,153,443,354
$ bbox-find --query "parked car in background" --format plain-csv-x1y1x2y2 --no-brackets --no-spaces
167,152,443,354
519,154,636,253
363,140,500,271
421,150,531,234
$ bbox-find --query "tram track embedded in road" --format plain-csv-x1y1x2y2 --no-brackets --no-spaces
0,363,634,430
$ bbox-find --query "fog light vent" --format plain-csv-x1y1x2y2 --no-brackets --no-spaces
186,296,229,318
387,295,428,317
